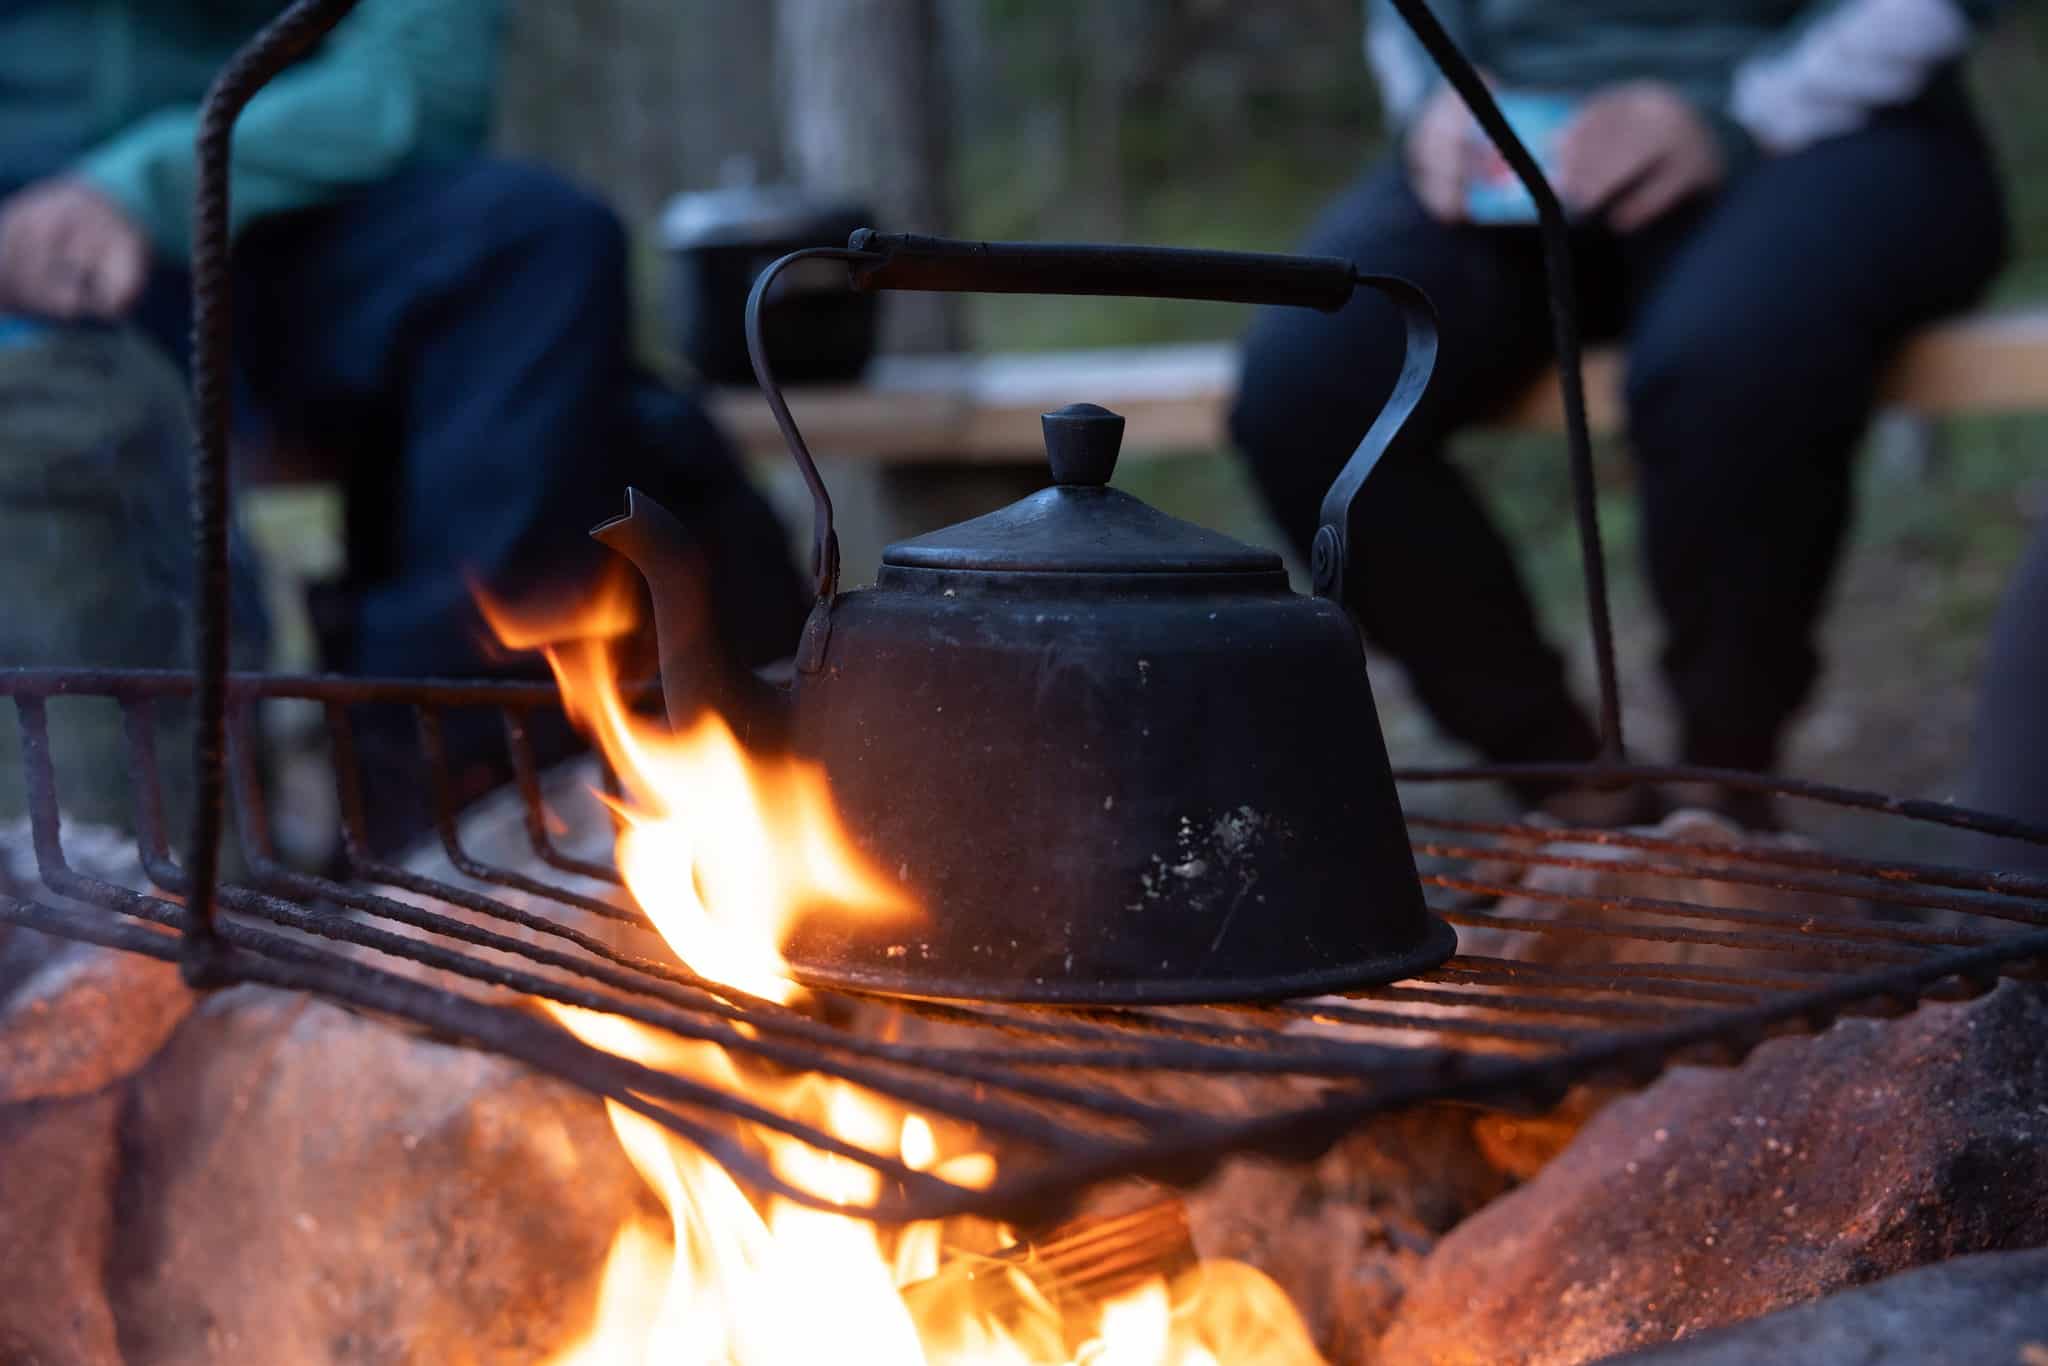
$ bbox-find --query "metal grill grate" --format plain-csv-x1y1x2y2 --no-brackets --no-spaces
5,0,2047,1232
5,667,2045,1225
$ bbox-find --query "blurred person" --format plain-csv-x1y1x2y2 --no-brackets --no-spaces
0,1,807,842
1232,0,2009,825
0,325,262,834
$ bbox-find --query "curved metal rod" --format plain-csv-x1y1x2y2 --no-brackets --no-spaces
744,245,886,605
1384,0,1625,763
1312,272,1439,602
185,0,362,984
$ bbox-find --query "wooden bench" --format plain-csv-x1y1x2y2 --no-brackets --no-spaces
708,308,2048,461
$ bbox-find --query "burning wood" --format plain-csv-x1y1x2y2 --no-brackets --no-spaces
898,1201,1199,1339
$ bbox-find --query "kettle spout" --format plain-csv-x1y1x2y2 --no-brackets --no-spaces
591,486,789,738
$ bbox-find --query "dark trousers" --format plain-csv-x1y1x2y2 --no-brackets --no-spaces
131,158,806,683
1232,94,2006,783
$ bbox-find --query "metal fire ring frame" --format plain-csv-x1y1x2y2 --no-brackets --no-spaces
4,668,2045,1225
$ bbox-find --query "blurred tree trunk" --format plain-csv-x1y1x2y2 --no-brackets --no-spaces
1077,1,1148,240
775,0,961,353
776,0,1032,552
497,0,783,225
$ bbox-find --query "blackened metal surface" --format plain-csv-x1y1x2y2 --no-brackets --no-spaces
788,919,1462,1006
882,487,1283,577
780,575,1442,1000
590,488,789,737
1310,273,1437,603
1040,403,1125,488
6,666,2047,1227
724,244,1443,1003
185,0,363,979
844,232,1361,312
645,250,1447,1004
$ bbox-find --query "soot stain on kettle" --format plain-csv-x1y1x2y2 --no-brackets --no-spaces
1127,807,1283,956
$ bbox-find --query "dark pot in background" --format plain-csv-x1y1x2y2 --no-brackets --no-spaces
659,187,878,386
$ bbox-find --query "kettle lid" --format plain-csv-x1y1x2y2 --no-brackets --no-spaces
880,404,1284,577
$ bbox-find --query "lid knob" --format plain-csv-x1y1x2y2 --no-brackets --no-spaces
1042,403,1124,487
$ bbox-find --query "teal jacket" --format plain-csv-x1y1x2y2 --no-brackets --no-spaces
1369,0,2005,169
0,1,504,262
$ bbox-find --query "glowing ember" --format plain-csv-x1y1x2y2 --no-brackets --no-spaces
482,582,1323,1365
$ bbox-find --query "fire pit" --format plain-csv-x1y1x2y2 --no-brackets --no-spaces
5,0,2048,1360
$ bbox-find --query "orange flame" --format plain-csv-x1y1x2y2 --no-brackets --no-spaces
482,581,1323,1365
477,573,911,1004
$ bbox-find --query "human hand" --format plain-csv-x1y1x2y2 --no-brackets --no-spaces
1404,83,1477,223
1556,82,1724,233
0,179,152,320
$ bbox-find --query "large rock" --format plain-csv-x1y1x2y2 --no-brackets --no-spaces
1380,982,2048,1366
108,985,658,1364
0,819,195,1102
0,1088,124,1365
1604,1248,2048,1364
1185,1106,1522,1363
0,935,191,1103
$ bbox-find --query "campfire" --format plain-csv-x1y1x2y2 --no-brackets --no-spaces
9,624,2046,1363
481,580,1325,1366
4,1,2048,1361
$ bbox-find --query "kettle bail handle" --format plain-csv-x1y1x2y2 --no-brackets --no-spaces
1310,276,1438,605
745,240,1436,653
844,232,1360,312
745,245,884,628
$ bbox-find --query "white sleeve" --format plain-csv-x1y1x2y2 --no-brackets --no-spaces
1364,0,1475,126
1367,14,1438,124
1730,0,1974,153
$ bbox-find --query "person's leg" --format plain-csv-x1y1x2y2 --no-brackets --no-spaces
228,159,805,682
1231,160,1601,779
1622,93,2007,775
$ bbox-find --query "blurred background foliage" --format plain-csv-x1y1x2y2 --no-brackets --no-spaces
496,0,2048,346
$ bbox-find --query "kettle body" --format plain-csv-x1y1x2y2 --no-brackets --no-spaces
780,559,1448,1002
599,233,1456,1004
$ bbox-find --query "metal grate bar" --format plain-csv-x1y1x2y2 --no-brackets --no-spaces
413,706,634,914
1426,957,1792,1003
1401,765,2048,851
1428,874,1996,951
1414,835,2048,928
1410,811,2048,908
503,707,621,884
1436,909,1917,968
1337,983,1695,1024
